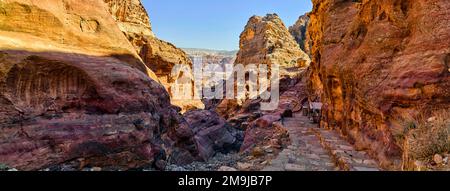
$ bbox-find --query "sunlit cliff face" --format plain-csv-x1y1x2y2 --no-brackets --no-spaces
307,0,450,169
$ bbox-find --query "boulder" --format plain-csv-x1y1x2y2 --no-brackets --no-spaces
183,110,243,160
218,166,238,171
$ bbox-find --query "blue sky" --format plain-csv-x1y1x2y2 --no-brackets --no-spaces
142,0,312,51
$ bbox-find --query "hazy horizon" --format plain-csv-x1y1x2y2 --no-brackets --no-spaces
143,0,313,51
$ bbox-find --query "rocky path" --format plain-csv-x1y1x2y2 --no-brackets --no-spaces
263,113,380,171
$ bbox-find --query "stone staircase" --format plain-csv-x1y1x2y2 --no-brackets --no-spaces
263,113,380,171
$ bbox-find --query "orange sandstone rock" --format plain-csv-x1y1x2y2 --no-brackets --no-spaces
307,0,450,169
103,0,204,112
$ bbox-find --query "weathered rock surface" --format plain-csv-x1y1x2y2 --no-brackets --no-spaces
289,13,310,52
307,0,450,169
104,0,203,112
183,110,243,160
215,14,310,118
210,14,313,157
236,14,310,77
104,0,155,43
0,0,198,170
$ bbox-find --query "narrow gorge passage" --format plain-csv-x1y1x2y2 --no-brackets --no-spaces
263,113,380,171
1,0,448,172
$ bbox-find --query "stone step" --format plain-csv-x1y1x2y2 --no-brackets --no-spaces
311,128,381,171
263,114,337,171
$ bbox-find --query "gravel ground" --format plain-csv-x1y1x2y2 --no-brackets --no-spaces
165,152,242,171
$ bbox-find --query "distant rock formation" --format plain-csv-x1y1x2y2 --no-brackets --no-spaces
289,13,310,52
103,0,204,112
215,14,310,114
307,0,450,169
211,14,311,159
0,0,198,170
235,14,310,78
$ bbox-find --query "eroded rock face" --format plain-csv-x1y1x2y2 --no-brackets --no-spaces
183,110,243,160
235,14,310,77
0,0,198,170
104,0,154,39
289,13,310,52
307,0,450,169
103,0,203,112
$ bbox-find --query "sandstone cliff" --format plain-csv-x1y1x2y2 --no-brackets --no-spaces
289,13,310,52
307,0,450,169
235,14,310,78
215,14,310,116
0,0,199,170
103,0,203,112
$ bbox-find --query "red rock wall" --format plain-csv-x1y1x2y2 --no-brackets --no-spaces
103,0,203,112
307,0,450,169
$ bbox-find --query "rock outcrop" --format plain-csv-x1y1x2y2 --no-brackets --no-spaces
235,14,310,77
104,0,155,46
215,14,310,120
211,14,310,152
239,79,307,153
0,0,198,170
289,13,310,52
103,0,203,112
307,0,450,169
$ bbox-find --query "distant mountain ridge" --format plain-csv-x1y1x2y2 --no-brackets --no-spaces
182,48,238,57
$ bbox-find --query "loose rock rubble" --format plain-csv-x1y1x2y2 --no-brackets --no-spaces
165,152,242,171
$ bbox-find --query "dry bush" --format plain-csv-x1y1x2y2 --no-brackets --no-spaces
402,110,450,170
